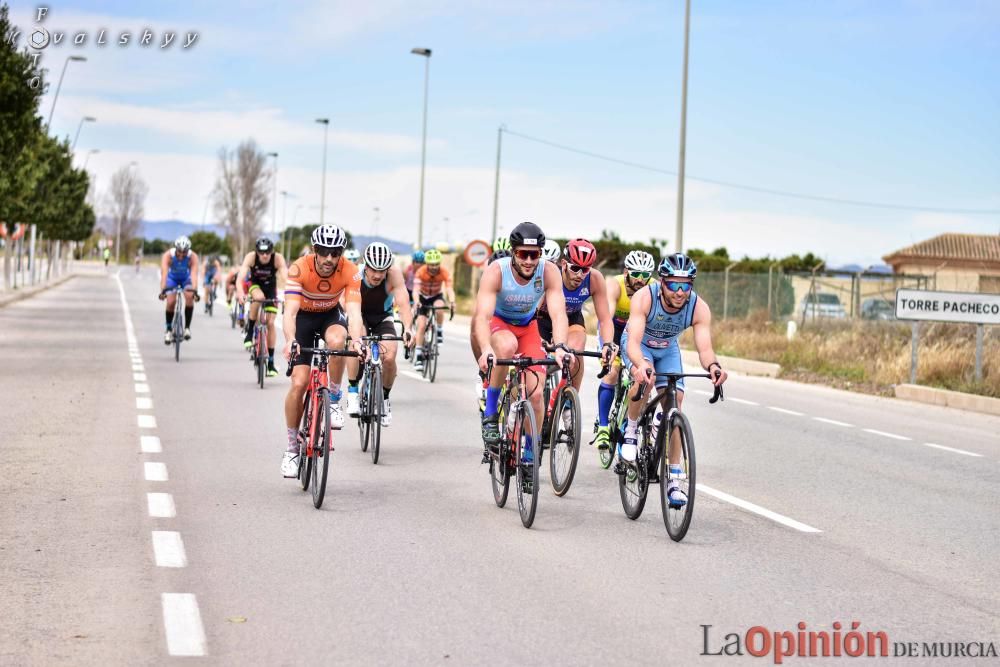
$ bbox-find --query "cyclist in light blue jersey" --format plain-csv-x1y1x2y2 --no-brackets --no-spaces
158,236,200,344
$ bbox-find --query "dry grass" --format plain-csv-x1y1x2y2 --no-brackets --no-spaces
679,310,1000,398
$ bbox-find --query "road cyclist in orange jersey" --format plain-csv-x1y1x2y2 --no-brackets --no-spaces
411,248,456,372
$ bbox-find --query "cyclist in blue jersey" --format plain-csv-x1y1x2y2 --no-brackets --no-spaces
158,236,200,344
202,254,222,311
621,253,727,506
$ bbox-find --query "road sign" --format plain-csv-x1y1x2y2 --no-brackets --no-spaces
895,288,1000,325
463,240,490,267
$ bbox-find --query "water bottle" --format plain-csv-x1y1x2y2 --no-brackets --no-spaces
649,409,663,444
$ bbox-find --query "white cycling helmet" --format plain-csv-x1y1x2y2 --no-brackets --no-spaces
542,239,561,263
364,242,393,271
623,250,655,273
174,236,191,252
310,224,346,249
344,248,361,263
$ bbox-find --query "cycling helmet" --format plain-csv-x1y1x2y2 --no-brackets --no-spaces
509,221,545,249
255,236,274,253
542,239,561,263
174,236,191,252
623,250,655,273
364,242,393,271
492,236,511,253
310,224,347,249
563,238,597,267
658,252,697,279
344,248,361,263
412,250,425,263
488,249,511,264
424,249,442,265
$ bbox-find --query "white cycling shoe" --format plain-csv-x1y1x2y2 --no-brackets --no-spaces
346,390,360,417
280,451,299,478
380,399,392,427
329,401,345,430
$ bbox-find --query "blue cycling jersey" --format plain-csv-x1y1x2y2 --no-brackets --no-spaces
168,250,192,280
636,281,697,349
493,257,545,326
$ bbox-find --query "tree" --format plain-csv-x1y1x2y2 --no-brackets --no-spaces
189,230,230,258
212,139,271,258
105,165,148,261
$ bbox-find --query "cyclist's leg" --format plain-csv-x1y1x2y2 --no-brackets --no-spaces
433,296,446,339
324,307,349,405
245,285,263,345
515,321,547,432
181,279,195,334
261,285,279,370
163,276,179,335
597,322,625,428
346,319,372,414
374,317,399,388
566,317,588,390
283,311,320,472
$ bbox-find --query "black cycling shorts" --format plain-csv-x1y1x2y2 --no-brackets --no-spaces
417,294,445,317
363,314,398,338
535,310,586,345
292,307,348,368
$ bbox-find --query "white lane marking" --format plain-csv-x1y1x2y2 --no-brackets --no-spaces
135,383,150,393
152,531,187,567
147,492,176,518
140,436,162,453
730,397,759,406
161,594,207,657
133,373,147,382
136,397,153,410
863,428,911,441
138,414,157,429
923,442,984,458
693,389,712,396
813,417,853,427
132,364,145,372
400,370,430,383
698,484,822,533
768,406,804,416
144,462,169,481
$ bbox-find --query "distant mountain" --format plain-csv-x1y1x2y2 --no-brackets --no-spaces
141,220,226,240
350,234,413,255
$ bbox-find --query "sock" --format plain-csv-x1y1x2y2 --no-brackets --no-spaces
165,312,172,328
669,463,683,477
597,383,614,427
485,387,501,418
524,434,533,454
348,385,358,394
286,427,299,453
383,385,391,400
331,387,342,402
245,318,255,338
184,306,193,326
625,418,638,437
268,348,275,363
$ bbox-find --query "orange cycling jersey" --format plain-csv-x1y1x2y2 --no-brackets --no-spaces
285,255,361,312
415,265,451,297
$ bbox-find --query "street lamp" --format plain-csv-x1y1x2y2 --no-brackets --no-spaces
674,0,691,253
46,55,86,130
71,115,96,151
280,190,292,255
82,148,99,169
315,119,329,224
411,47,432,248
267,152,278,235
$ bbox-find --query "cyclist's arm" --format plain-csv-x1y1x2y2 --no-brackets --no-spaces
388,266,414,331
282,296,300,346
472,263,501,355
275,253,288,295
412,274,423,302
606,275,621,313
159,252,170,292
235,253,253,299
189,252,200,288
344,273,365,349
543,261,568,347
625,288,651,370
444,270,456,305
589,270,616,348
691,297,721,373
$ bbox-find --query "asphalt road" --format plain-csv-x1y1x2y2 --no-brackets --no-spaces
2,267,998,665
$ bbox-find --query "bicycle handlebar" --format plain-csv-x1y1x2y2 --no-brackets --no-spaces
284,344,359,376
542,342,614,378
631,369,725,404
359,334,405,342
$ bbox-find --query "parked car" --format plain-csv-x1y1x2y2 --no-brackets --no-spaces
800,292,847,319
861,297,895,320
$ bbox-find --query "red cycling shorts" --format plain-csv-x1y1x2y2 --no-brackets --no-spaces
490,316,545,372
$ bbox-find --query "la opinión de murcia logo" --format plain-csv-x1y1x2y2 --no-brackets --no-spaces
9,7,199,87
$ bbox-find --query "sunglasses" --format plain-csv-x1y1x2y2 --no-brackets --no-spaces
514,249,541,261
314,246,343,258
663,280,693,293
628,271,652,280
566,263,590,275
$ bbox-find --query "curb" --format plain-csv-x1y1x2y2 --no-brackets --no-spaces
0,272,78,309
894,384,1000,417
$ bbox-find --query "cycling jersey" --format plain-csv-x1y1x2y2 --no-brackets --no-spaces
538,273,591,315
492,257,545,326
285,255,361,312
249,253,277,290
414,265,451,297
621,282,698,389
612,274,654,325
167,249,192,281
361,272,394,326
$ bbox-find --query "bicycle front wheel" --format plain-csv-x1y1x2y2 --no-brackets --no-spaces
491,395,512,508
549,386,582,497
515,402,541,528
370,365,383,464
298,393,313,491
427,328,439,383
256,329,266,389
358,369,370,452
311,388,332,509
618,422,649,520
173,304,183,363
660,411,696,542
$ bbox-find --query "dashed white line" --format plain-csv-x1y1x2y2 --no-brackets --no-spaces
133,373,147,382
729,397,759,406
863,428,911,441
161,593,207,657
136,397,153,410
698,484,822,533
140,436,161,453
138,414,157,429
813,417,853,427
144,462,169,481
147,493,176,518
922,442,983,458
151,531,187,567
400,370,430,383
768,406,804,416
132,364,145,372
135,383,150,394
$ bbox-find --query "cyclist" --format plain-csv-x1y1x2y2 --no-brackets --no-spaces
103,247,111,267
345,248,362,264
280,225,366,477
412,249,456,372
620,253,727,507
473,222,571,458
202,254,223,311
404,250,425,308
224,266,240,306
593,250,656,449
236,237,289,377
541,239,561,264
535,238,617,390
158,236,200,344
472,238,515,405
345,242,415,427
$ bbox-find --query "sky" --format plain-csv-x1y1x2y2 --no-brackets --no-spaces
9,0,1000,266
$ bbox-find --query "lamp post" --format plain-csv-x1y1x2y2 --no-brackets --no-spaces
674,0,692,253
117,161,138,266
280,190,291,255
267,152,278,235
315,119,329,224
71,115,96,151
82,148,99,169
411,47,432,248
46,55,86,130
490,125,505,242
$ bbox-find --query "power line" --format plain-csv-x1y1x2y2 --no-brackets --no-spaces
503,129,1000,216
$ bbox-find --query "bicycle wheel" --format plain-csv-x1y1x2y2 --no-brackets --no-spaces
370,365,383,464
549,386,582,497
427,327,439,383
514,401,541,528
358,368,370,452
618,420,649,520
256,327,266,389
601,378,628,470
491,394,511,508
298,393,313,491
660,411,696,542
311,388,332,509
173,300,184,363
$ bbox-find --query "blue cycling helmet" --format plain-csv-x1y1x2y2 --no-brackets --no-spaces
658,252,697,279
412,250,426,263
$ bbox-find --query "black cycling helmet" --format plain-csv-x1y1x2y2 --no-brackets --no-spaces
658,252,697,280
509,221,545,250
487,249,511,265
255,236,274,253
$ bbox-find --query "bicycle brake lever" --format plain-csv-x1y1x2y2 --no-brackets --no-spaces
709,384,724,404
